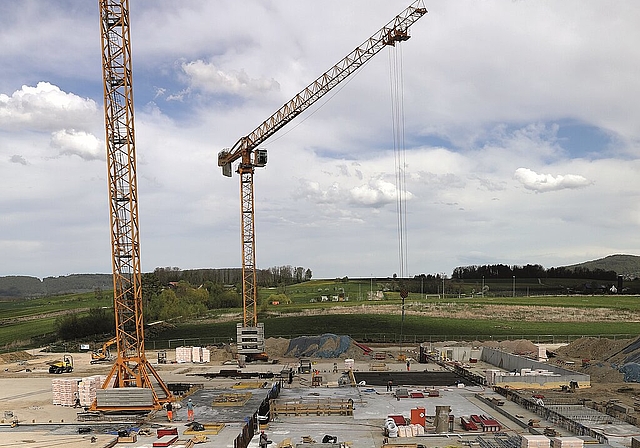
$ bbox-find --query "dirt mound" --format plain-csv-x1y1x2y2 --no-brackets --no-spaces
556,337,633,361
0,351,34,364
264,337,291,358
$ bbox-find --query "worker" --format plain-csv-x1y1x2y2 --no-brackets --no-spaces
166,401,173,422
187,398,194,422
387,379,393,392
406,360,410,371
259,430,269,448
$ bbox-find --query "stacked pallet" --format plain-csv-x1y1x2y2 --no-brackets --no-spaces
78,375,107,407
522,435,550,448
191,347,211,363
175,346,192,363
52,378,79,406
397,424,425,437
553,437,583,448
175,346,211,363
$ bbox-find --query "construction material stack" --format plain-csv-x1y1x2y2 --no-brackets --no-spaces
522,435,551,448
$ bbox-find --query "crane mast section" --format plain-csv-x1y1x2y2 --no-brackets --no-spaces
218,0,427,170
96,0,171,410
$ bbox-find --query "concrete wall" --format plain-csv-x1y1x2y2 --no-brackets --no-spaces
481,347,590,389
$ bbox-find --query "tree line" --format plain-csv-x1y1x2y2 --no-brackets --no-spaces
53,265,313,341
451,264,618,281
151,265,312,287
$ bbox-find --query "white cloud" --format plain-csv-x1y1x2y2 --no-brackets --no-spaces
0,82,98,131
349,179,412,207
9,155,27,165
181,60,280,97
50,129,103,161
513,168,592,192
1,1,640,279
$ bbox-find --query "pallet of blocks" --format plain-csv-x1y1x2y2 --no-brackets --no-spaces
78,375,107,407
522,434,550,448
553,437,584,448
51,378,79,406
176,346,193,363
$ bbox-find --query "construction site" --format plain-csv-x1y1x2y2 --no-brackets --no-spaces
2,1,639,447
2,335,640,448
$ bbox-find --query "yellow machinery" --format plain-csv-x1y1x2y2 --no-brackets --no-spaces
92,0,172,411
48,355,74,374
90,337,117,363
218,0,427,361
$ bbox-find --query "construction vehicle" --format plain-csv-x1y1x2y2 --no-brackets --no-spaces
48,355,74,374
90,337,116,364
298,359,312,374
218,0,427,362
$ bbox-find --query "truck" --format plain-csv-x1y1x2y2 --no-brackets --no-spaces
48,355,74,374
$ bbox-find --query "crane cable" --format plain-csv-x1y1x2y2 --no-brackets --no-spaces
389,44,408,280
389,41,408,352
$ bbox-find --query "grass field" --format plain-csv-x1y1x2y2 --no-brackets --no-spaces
1,279,639,352
146,313,640,349
0,291,106,319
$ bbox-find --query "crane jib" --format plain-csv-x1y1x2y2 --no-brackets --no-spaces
217,0,427,170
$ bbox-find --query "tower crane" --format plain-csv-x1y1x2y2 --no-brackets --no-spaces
92,0,172,412
218,1,427,361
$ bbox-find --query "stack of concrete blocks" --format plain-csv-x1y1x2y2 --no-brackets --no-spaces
51,378,79,406
344,358,355,370
553,437,584,448
396,424,424,437
521,434,550,448
175,346,193,363
538,345,548,361
78,375,107,407
191,346,211,363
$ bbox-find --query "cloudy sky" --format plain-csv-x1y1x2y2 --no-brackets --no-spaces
1,1,639,280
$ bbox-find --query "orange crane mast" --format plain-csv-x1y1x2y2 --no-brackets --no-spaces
93,0,172,412
218,1,427,360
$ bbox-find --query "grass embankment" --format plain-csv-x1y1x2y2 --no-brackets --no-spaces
0,292,104,350
152,313,640,348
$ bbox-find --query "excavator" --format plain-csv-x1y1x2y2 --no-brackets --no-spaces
90,337,117,364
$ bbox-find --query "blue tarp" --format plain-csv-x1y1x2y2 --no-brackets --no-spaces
619,362,640,382
285,334,352,358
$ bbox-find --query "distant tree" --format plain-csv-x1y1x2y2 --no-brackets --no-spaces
55,308,114,340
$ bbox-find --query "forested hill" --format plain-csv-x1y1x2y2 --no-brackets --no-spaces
564,254,640,279
0,274,112,299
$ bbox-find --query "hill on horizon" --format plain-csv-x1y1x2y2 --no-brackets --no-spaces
1,254,639,299
562,254,640,279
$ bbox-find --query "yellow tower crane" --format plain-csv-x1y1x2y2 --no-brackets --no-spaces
92,0,172,412
218,1,427,361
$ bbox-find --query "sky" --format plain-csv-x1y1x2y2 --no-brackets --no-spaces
1,0,639,280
